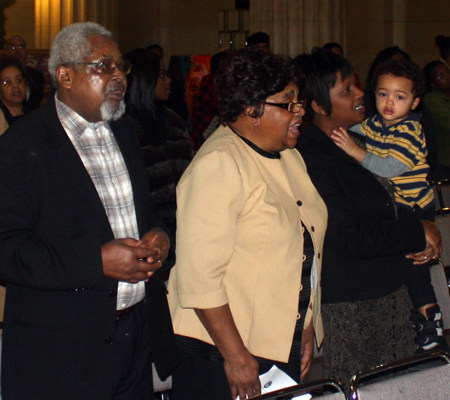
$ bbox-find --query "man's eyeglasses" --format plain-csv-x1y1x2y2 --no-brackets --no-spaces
436,68,450,81
1,77,25,87
264,101,306,114
64,59,132,75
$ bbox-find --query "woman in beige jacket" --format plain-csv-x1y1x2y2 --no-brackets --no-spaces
168,50,327,400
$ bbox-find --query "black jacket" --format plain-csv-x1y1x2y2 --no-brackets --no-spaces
297,124,427,304
0,98,179,399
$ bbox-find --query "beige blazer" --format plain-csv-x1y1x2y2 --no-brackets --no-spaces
168,126,327,363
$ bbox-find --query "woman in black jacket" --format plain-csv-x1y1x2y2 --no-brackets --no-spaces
296,48,444,388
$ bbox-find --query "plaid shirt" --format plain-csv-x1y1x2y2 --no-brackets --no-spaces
56,96,145,310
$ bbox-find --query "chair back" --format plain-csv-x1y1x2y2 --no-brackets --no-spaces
436,215,450,267
431,179,450,215
349,351,450,400
430,261,450,327
250,378,347,400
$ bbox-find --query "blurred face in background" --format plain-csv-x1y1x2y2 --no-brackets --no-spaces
155,61,171,101
0,66,26,108
6,36,27,64
432,63,450,92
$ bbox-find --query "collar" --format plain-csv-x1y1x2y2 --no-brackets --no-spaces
55,94,109,140
371,111,421,128
228,125,281,159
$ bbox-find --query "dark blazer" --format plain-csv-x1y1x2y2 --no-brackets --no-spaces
297,124,428,304
0,98,178,400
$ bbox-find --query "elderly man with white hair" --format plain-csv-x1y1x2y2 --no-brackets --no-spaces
0,22,178,400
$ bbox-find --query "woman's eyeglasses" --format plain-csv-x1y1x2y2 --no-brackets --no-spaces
264,101,306,114
1,77,25,86
64,59,132,75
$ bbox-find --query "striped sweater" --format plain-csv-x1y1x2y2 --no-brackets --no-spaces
358,112,434,211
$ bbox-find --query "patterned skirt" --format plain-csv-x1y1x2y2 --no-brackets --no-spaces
322,285,416,390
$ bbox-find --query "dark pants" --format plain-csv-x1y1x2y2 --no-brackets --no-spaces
112,300,153,400
171,340,300,400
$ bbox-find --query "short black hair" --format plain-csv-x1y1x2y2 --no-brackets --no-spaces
366,46,411,89
146,44,163,58
215,49,300,124
210,51,228,76
323,42,343,54
246,32,270,47
371,59,425,98
295,48,353,117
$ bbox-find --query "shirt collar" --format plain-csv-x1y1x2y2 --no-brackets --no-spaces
372,111,420,127
55,94,109,140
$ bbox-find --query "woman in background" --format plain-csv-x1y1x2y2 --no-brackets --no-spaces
125,49,193,239
0,56,28,135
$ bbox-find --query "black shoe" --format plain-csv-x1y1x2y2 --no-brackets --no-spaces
411,305,450,353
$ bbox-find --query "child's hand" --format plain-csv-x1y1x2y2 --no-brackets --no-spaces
331,127,366,163
331,127,355,150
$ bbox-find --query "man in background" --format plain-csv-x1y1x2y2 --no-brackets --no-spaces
246,31,271,53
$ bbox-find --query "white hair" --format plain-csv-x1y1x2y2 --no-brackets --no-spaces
48,22,111,87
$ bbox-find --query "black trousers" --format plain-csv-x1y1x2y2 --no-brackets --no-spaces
171,341,300,400
112,300,153,400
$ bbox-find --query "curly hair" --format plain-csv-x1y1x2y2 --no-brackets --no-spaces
366,46,411,89
215,49,300,124
435,35,450,61
48,22,112,87
295,47,354,117
371,59,425,98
